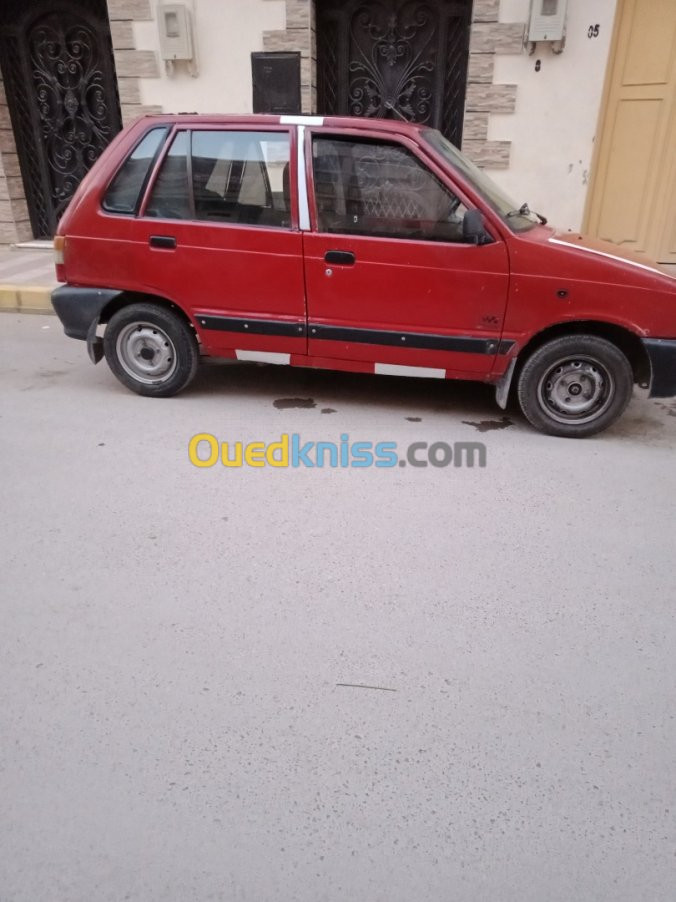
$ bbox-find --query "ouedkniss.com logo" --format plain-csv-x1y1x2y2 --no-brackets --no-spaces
188,433,487,469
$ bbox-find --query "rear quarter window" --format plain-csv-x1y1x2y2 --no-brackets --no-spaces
190,130,291,227
102,127,168,215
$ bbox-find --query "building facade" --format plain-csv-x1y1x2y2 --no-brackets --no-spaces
0,0,674,264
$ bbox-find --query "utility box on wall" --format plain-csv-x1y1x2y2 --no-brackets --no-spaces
158,3,198,76
527,0,568,43
251,52,301,115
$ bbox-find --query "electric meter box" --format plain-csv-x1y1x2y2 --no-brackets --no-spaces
158,3,194,62
527,0,568,43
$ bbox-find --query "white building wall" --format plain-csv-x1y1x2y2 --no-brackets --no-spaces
488,0,617,231
133,0,287,114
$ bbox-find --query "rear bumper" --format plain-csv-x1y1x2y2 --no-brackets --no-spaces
51,285,121,340
643,338,676,398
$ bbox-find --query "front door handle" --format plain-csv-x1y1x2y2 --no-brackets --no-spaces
149,235,177,249
324,250,355,265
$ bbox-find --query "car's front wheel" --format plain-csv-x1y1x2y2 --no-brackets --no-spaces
517,334,633,437
103,303,199,397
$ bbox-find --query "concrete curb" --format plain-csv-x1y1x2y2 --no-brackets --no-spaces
0,284,55,315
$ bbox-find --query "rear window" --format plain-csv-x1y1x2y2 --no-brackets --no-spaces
102,127,168,214
191,130,289,227
144,129,291,228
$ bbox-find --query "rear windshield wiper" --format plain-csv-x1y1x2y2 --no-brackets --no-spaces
507,202,547,225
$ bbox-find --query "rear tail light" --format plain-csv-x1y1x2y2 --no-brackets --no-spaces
54,236,66,282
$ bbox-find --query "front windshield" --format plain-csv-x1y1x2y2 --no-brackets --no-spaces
423,129,539,233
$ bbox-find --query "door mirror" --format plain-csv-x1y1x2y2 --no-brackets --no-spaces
463,208,490,245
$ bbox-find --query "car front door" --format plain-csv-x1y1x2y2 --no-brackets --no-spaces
303,131,510,378
134,125,306,361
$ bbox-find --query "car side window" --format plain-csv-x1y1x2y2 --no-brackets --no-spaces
312,137,468,243
191,130,291,227
145,131,191,220
102,127,168,215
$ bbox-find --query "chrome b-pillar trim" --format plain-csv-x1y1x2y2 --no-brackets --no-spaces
297,125,310,231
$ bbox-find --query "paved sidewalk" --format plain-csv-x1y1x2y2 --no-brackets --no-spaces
0,246,58,314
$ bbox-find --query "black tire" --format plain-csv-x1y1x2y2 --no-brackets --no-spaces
517,334,633,437
103,303,199,397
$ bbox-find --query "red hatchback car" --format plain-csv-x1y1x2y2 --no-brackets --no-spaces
51,114,676,437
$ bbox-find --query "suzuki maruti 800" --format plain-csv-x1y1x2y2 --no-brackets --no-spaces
51,114,676,437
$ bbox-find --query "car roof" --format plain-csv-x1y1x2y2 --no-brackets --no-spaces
136,113,428,138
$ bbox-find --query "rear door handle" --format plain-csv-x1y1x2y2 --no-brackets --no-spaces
324,250,355,265
149,235,177,249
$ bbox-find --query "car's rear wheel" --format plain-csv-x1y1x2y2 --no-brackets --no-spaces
517,334,633,437
103,303,198,397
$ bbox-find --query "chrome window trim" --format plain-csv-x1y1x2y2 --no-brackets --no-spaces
297,125,311,231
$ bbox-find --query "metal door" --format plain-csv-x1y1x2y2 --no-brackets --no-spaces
316,0,472,146
0,0,121,237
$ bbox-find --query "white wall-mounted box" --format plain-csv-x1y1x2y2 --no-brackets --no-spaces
158,3,197,76
527,0,568,43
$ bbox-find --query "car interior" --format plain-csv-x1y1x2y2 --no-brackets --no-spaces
312,137,466,242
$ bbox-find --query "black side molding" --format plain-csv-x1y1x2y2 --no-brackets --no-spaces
309,323,511,356
196,315,513,356
51,285,122,341
197,315,305,337
643,338,676,398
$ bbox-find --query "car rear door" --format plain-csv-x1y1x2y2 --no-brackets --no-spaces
133,125,306,361
302,130,510,378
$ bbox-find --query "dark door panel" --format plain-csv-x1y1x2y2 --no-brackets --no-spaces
251,51,301,115
0,0,121,237
316,0,472,147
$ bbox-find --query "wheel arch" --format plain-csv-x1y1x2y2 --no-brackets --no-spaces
514,320,651,387
98,291,197,335
100,294,200,397
494,319,651,411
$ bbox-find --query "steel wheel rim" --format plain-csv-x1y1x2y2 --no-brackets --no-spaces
116,322,177,385
537,355,615,425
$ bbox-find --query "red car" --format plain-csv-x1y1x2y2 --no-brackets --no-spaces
51,114,676,437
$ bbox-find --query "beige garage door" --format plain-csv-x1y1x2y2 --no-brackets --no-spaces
585,0,676,264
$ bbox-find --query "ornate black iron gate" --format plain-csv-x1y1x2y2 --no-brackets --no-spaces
317,0,472,147
0,0,121,237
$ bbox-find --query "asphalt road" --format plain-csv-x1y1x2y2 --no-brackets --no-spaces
1,313,675,902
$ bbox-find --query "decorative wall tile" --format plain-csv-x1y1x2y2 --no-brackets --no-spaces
107,0,152,22
470,23,526,55
462,111,490,142
113,49,160,79
468,52,495,84
465,83,517,114
462,139,511,169
111,20,135,50
472,0,499,23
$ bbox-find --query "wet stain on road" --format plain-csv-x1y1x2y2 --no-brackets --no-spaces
273,397,317,409
321,407,337,414
462,416,513,433
405,417,422,422
655,401,676,418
